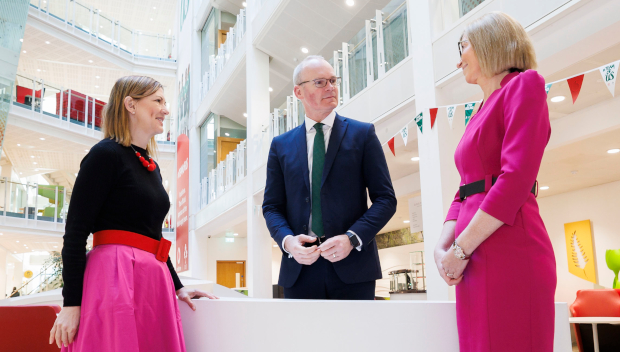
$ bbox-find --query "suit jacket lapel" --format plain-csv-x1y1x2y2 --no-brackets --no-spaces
321,114,348,188
294,122,310,193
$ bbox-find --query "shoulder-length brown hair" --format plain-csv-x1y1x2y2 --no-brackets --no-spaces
102,76,163,156
463,12,537,77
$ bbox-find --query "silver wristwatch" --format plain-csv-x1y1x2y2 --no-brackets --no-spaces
451,241,471,260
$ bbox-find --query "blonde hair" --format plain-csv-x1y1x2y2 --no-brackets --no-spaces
102,76,162,156
462,12,537,77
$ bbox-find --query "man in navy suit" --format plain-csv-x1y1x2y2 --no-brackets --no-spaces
263,55,397,300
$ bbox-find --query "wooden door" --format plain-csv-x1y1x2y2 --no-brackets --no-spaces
218,30,228,48
216,261,245,288
217,137,244,163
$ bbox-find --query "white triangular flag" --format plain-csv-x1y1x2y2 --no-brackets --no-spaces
600,61,619,97
446,105,457,129
400,125,409,146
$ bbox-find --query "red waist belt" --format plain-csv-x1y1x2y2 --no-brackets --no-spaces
93,230,172,262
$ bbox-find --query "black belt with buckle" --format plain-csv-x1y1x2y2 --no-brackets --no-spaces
459,175,537,201
303,235,325,248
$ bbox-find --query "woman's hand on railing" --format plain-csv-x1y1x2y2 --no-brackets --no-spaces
176,287,219,311
49,306,81,348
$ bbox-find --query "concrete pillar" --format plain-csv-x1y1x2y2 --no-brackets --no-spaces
408,0,462,301
245,0,273,299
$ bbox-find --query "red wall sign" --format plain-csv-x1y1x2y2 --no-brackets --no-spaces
176,134,190,272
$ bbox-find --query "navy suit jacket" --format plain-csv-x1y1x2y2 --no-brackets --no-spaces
262,113,397,288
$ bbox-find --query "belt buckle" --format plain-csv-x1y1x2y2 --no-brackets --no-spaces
156,238,172,262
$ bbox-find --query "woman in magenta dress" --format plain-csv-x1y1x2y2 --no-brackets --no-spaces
49,76,218,351
434,12,557,352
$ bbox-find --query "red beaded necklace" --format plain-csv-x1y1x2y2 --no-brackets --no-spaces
131,145,157,172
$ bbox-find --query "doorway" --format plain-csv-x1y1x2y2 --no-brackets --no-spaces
216,260,245,288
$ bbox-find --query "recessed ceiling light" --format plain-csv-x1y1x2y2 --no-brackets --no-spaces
45,41,50,44
54,246,58,248
88,60,93,63
100,25,103,28
301,47,309,54
40,137,45,140
540,186,549,190
242,2,247,7
95,85,99,88
17,144,20,146
34,169,39,171
20,38,23,42
145,49,149,52
22,50,26,54
233,233,239,236
411,157,420,161
33,162,37,165
153,6,156,9
37,69,41,72
269,87,273,92
150,18,153,21
243,113,247,117
550,96,565,103
608,148,620,154
85,149,89,152
16,241,19,243
403,220,410,223
273,244,278,247
19,172,22,175
14,251,16,253
346,0,355,6
30,155,34,158
96,76,100,79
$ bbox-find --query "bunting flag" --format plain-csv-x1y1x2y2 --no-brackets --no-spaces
600,61,619,97
446,105,457,129
545,83,552,95
414,112,423,133
464,102,476,126
567,74,584,104
400,125,409,146
387,137,395,156
429,108,438,129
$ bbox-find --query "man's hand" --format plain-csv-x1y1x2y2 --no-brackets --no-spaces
284,235,322,265
319,235,353,263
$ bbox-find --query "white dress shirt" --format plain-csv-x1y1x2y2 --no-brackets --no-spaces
282,111,362,257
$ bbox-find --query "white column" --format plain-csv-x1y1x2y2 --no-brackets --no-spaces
245,0,272,299
409,0,460,301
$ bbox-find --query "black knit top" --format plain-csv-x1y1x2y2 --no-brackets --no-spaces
61,138,183,307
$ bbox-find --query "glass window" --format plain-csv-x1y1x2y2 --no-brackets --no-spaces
200,9,220,89
348,27,368,98
383,0,409,73
200,113,218,181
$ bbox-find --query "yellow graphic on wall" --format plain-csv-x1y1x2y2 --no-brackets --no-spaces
564,220,596,284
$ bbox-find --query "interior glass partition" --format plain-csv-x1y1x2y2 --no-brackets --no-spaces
201,9,220,93
74,2,92,33
348,27,368,98
200,113,218,182
98,14,114,44
382,0,409,73
119,25,133,53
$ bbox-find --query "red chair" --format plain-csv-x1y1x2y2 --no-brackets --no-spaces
569,289,620,352
0,305,61,351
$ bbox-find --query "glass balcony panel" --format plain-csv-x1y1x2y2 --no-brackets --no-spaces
431,0,485,36
67,90,87,127
48,0,66,21
41,83,61,118
98,14,114,44
119,26,132,54
8,181,28,218
14,75,35,109
29,0,39,9
372,26,378,81
347,27,368,98
382,0,409,73
160,37,173,59
137,33,158,57
34,80,43,113
74,2,92,33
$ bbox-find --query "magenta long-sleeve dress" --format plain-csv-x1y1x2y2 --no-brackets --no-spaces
446,70,557,352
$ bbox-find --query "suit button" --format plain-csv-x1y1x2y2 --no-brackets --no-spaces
303,225,307,230
305,197,309,203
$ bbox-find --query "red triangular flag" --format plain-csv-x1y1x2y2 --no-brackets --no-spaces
567,74,584,104
429,108,438,129
387,137,395,156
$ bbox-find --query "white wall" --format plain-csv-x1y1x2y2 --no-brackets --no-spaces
204,237,248,284
538,180,620,306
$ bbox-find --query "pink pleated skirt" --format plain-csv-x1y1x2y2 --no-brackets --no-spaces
62,244,186,352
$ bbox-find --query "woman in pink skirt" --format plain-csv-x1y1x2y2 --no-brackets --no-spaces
49,76,218,351
434,12,557,351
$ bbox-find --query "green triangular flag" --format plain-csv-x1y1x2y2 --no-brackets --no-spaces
414,112,423,133
464,102,476,126
545,83,552,95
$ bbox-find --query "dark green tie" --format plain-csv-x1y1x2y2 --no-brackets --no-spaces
311,123,325,237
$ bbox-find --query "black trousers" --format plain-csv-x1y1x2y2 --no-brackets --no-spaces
283,256,375,300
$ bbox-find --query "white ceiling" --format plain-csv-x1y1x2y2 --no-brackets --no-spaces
19,24,176,102
0,231,66,255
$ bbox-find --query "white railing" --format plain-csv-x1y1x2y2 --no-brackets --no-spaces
28,0,175,61
201,9,247,99
269,95,304,140
200,140,247,208
11,73,176,143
